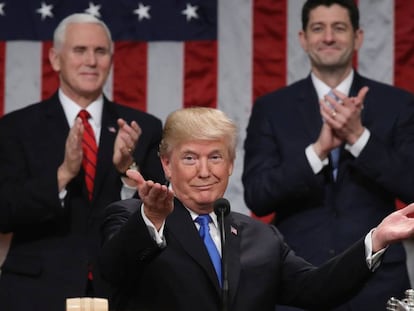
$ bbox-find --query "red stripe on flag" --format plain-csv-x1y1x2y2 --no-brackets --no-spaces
252,0,287,224
353,0,358,69
253,0,287,101
41,41,59,100
0,42,5,116
394,0,414,94
183,40,217,108
346,0,358,69
392,1,414,214
113,42,147,111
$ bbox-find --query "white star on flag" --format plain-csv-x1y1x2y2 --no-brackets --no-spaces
36,2,53,20
85,2,101,18
0,3,5,16
182,3,198,22
134,3,151,21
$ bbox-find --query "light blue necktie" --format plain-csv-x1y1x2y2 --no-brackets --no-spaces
327,90,340,180
331,147,340,180
195,215,222,287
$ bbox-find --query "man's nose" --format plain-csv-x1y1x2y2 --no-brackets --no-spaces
198,159,211,177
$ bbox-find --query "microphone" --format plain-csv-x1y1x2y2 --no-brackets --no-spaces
214,198,231,311
214,197,230,217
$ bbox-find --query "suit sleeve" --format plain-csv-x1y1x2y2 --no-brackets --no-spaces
98,199,162,286
272,226,373,310
242,95,325,216
351,90,414,204
0,112,64,232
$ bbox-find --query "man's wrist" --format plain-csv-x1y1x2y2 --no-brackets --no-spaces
120,161,139,177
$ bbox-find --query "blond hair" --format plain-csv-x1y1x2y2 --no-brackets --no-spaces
159,107,237,160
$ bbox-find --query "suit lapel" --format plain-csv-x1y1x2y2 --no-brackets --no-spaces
167,202,222,292
93,99,118,200
224,214,241,305
44,94,70,167
350,72,368,122
296,76,324,142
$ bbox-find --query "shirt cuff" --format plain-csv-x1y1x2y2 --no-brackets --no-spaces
120,177,137,200
365,228,386,271
58,189,67,207
345,128,370,157
141,205,166,247
305,144,329,174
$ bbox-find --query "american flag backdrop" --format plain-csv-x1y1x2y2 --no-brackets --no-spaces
0,0,414,217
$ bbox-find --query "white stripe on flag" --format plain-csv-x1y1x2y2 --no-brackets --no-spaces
5,41,42,114
103,65,114,101
147,41,184,123
359,0,394,85
218,0,252,215
287,0,311,84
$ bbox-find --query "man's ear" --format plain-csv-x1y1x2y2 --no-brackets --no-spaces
354,29,364,52
49,47,60,72
160,156,171,180
298,30,309,53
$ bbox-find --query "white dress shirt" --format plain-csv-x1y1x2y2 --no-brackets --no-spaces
305,70,370,174
58,89,135,200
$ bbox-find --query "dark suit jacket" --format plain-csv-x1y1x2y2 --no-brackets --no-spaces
243,72,414,309
99,198,374,311
0,92,165,311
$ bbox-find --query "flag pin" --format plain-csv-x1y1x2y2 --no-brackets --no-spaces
231,226,238,236
108,126,116,133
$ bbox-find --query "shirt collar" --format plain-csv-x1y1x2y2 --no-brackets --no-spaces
59,89,104,128
311,69,354,99
187,207,219,229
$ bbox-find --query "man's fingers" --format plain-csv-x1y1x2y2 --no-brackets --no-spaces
399,202,414,217
126,169,144,184
357,86,369,101
117,118,127,128
131,121,142,135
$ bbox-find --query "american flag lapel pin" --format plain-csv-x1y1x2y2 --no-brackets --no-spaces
230,226,238,236
107,126,116,133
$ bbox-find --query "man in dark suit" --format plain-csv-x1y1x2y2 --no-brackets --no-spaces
99,107,414,311
0,13,165,311
242,0,414,310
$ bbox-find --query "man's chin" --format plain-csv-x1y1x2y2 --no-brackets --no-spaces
316,61,350,73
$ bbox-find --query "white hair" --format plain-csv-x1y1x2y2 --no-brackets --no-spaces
53,13,113,53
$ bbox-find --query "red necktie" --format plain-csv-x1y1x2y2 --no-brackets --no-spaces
78,110,98,201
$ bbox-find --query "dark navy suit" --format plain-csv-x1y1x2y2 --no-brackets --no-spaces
99,198,373,311
243,72,414,310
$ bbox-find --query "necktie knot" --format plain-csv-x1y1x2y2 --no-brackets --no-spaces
327,89,339,101
195,214,211,233
78,109,91,123
326,89,340,110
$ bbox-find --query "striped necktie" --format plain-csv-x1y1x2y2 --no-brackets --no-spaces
195,215,222,287
78,110,98,201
